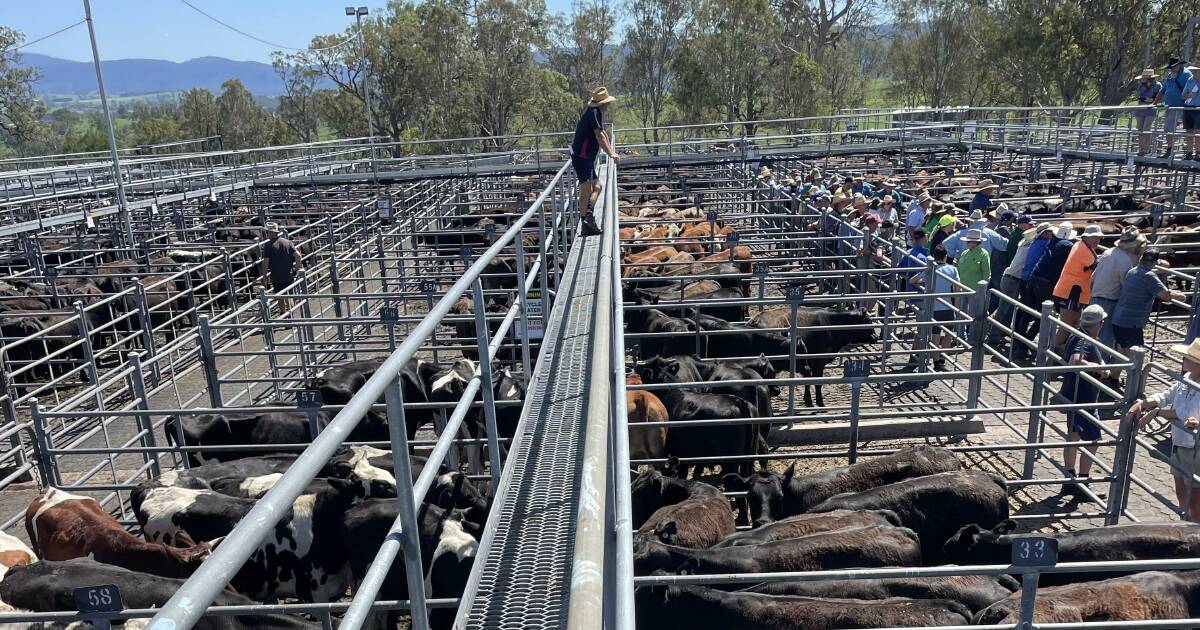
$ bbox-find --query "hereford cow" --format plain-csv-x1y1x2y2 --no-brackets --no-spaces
809,470,1009,562
626,373,669,461
726,445,963,525
0,531,34,582
25,488,217,579
633,525,923,575
636,585,972,629
944,520,1200,585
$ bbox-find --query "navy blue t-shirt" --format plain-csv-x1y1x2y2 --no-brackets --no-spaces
1061,334,1102,404
571,106,603,160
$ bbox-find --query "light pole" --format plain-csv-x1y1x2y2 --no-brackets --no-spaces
82,0,135,249
346,7,376,144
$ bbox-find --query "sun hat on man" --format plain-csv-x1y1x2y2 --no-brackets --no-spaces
1081,225,1104,238
1170,338,1200,364
1080,304,1107,326
969,209,984,221
264,222,280,233
1139,68,1158,80
1056,221,1075,240
586,86,616,107
1117,226,1148,250
976,179,998,193
964,228,983,242
917,191,932,204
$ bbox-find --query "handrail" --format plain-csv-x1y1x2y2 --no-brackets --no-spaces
144,160,571,630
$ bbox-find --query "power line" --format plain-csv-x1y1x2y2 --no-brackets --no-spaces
176,0,358,53
9,20,87,53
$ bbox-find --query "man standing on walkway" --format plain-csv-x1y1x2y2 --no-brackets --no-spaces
1161,57,1193,158
259,222,303,316
572,87,620,237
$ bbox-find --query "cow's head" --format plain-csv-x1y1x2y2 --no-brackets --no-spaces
433,471,490,524
631,468,670,525
830,309,878,346
631,532,673,574
723,469,783,528
428,359,477,402
651,520,684,546
942,520,1017,563
634,356,677,385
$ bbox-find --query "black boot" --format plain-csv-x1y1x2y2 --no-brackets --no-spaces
579,214,601,237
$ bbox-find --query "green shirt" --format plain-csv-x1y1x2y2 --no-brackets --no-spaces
957,246,991,290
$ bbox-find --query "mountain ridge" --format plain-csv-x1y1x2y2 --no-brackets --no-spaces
17,53,286,96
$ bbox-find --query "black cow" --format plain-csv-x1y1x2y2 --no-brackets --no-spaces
631,469,734,549
725,446,963,525
129,477,360,602
712,509,900,547
328,445,490,523
165,408,390,464
0,559,318,630
309,357,435,433
944,520,1200,585
343,499,480,630
633,524,923,575
625,307,695,358
809,469,1009,562
633,361,761,478
744,574,1019,614
631,287,746,323
636,584,972,629
976,570,1200,624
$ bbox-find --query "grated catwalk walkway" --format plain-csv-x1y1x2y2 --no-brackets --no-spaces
453,176,610,630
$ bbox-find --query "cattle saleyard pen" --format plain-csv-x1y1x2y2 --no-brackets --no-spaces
2,108,1200,630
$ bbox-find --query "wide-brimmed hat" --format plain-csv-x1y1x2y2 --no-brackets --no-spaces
852,174,864,181
1056,221,1075,239
832,193,851,207
882,178,897,187
264,222,280,232
917,191,932,203
1082,225,1104,238
976,179,998,193
964,229,983,242
1166,56,1185,68
882,194,894,203
1171,338,1200,363
969,209,984,221
1140,68,1158,80
852,193,867,207
1029,221,1054,237
586,86,616,107
782,178,796,186
1117,226,1148,249
1080,304,1107,326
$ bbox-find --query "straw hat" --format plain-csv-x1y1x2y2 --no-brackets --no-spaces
1081,225,1104,238
882,194,894,203
1139,68,1158,80
1117,226,1148,250
264,222,280,232
964,229,983,242
1171,338,1200,363
976,179,998,193
853,174,864,181
852,193,867,207
1080,304,1107,326
586,86,616,107
1024,221,1054,240
832,193,851,208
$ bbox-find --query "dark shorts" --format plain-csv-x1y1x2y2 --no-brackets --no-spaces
933,309,955,323
571,156,598,183
1184,108,1200,131
1111,323,1144,348
1054,285,1086,312
1068,413,1102,440
270,273,294,292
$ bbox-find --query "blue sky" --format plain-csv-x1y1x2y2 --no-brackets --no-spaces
4,0,577,63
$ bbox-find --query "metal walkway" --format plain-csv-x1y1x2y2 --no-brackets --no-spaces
454,172,611,630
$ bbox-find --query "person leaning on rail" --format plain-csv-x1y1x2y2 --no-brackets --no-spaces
1125,339,1200,522
570,86,619,238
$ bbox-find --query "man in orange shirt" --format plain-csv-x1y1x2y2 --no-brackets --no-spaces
1052,225,1103,350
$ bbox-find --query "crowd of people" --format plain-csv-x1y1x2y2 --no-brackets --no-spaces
1129,58,1200,159
760,161,1200,511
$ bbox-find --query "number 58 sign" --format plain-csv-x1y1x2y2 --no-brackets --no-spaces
74,584,123,613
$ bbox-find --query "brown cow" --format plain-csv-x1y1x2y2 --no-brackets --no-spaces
975,570,1200,624
25,488,218,579
626,373,668,461
624,246,679,265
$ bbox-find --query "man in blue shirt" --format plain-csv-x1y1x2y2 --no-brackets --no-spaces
570,87,619,237
1111,249,1185,353
969,180,997,213
1014,222,1056,357
942,211,1007,260
1161,57,1194,158
848,175,874,197
1132,68,1163,155
1182,65,1200,160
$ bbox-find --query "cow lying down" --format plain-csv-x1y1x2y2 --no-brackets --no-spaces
636,584,972,629
976,570,1200,624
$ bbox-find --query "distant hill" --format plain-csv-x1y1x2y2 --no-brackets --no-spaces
18,53,285,96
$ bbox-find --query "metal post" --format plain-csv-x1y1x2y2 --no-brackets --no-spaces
514,234,533,382
82,0,135,249
29,399,61,486
848,378,863,463
71,302,101,403
126,352,161,478
220,247,238,309
470,277,503,490
257,289,283,402
1022,301,1055,479
966,280,989,414
131,279,159,365
381,377,431,630
1015,571,1041,630
1107,346,1146,525
198,315,224,407
787,300,800,418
